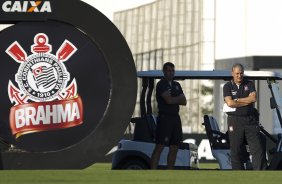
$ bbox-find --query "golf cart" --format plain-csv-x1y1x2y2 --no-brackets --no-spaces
111,70,282,170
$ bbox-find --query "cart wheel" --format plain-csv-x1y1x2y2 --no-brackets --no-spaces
121,158,149,170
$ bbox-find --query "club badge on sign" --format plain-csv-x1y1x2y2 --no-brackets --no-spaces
6,33,83,138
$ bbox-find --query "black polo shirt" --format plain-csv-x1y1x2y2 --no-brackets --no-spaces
156,78,184,115
223,79,256,116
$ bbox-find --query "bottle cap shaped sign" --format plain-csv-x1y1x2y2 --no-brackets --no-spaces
0,0,136,169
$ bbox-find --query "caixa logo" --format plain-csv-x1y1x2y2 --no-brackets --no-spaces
2,1,51,13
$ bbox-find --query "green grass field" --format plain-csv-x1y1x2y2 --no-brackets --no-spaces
0,163,281,184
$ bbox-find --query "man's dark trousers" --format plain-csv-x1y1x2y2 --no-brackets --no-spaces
227,115,266,170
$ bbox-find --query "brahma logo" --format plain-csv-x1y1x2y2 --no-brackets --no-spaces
2,1,51,12
6,33,83,138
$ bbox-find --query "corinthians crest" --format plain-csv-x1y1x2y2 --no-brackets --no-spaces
7,33,77,103
6,33,83,138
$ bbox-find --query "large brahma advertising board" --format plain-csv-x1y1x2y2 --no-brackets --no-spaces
0,0,137,169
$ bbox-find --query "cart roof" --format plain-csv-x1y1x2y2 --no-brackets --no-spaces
137,70,282,80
